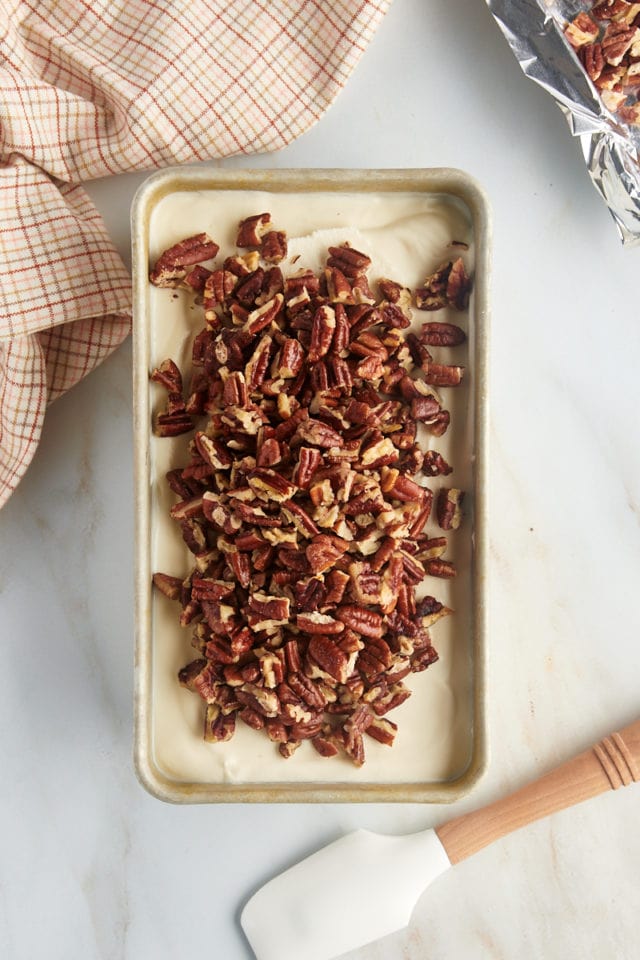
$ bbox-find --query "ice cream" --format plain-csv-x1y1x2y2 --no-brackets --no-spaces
146,186,476,786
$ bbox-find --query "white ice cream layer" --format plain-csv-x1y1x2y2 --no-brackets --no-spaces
147,188,475,785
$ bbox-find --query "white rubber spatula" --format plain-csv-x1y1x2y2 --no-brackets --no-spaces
241,718,640,960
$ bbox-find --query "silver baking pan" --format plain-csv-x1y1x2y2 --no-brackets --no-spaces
132,167,490,803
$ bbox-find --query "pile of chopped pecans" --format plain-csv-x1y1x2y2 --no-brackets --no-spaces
149,212,471,766
564,1,640,122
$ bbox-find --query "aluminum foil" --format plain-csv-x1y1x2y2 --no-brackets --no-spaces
486,0,640,245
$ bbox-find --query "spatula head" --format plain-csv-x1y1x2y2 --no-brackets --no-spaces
240,828,450,960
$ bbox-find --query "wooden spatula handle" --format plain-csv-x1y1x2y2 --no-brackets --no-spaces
437,718,640,865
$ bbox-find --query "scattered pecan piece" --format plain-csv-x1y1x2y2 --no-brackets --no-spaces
150,359,194,437
419,321,466,347
565,3,640,125
236,213,271,247
306,534,348,574
152,572,183,599
150,233,219,287
261,231,288,264
437,488,465,531
422,450,453,476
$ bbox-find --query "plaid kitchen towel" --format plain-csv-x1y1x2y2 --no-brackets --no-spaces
0,0,389,508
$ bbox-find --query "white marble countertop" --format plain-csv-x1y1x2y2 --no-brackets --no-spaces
2,1,640,958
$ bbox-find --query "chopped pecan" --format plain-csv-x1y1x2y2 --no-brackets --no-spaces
565,12,600,48
192,579,235,602
291,446,323,488
312,731,340,757
384,473,426,503
150,233,219,287
276,338,305,378
152,572,183,600
307,635,349,682
325,266,354,303
204,704,236,742
150,359,195,436
261,230,288,263
424,362,464,388
195,432,233,470
248,593,291,622
580,41,606,81
414,265,448,311
150,359,184,402
366,715,397,746
248,467,298,502
294,418,344,449
236,683,281,718
236,268,265,307
308,305,336,361
592,0,635,19
184,264,212,294
415,258,472,311
256,437,282,468
602,19,639,63
236,213,271,247
327,244,372,278
178,659,217,701
324,568,350,606
336,604,384,639
379,302,411,329
424,558,457,578
153,411,194,437
422,449,453,476
378,277,407,304
297,611,345,634
243,294,284,336
565,3,640,125
416,595,452,628
410,395,441,422
293,576,327,612
617,100,640,122
306,534,349,574
419,321,466,347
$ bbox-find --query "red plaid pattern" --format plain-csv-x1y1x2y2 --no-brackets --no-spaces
0,0,388,506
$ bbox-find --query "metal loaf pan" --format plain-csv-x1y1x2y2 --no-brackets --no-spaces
133,167,490,803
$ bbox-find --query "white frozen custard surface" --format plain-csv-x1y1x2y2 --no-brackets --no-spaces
148,189,475,785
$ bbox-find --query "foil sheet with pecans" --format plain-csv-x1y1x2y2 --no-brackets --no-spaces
486,0,640,245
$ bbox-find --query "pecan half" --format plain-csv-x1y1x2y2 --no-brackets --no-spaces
419,321,466,347
415,258,472,311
